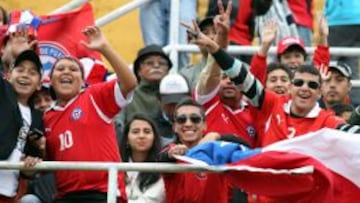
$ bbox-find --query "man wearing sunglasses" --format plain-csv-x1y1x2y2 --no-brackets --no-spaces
158,98,243,203
190,29,360,147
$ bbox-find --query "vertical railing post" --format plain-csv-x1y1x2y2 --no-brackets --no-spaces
169,0,181,73
107,166,118,203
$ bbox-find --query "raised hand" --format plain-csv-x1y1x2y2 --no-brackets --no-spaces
318,64,331,81
318,15,328,45
318,15,329,37
181,20,220,53
214,0,232,35
8,24,38,57
258,19,277,56
80,26,109,52
261,20,277,45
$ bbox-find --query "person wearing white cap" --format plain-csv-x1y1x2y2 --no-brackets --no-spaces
156,73,191,147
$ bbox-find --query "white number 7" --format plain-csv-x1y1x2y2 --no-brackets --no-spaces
287,127,296,139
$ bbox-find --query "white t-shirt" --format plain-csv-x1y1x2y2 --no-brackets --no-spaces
0,103,31,197
126,160,166,203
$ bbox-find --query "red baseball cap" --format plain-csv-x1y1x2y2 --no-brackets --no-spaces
277,36,305,55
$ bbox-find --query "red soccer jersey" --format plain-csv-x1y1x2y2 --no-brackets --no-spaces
163,171,229,203
44,80,130,199
195,85,257,147
255,91,345,147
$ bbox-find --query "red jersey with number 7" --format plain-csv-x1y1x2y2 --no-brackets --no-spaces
254,91,345,147
44,80,130,200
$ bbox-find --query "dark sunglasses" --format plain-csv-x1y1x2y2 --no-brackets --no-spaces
292,79,320,90
175,114,203,124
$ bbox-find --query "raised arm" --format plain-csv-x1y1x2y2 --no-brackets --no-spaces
80,26,137,96
191,28,266,108
250,20,277,85
313,16,330,68
196,0,232,96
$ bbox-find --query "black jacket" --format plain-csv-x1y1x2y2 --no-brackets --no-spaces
0,77,44,160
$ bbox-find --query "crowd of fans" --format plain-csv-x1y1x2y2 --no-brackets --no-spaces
1,0,360,202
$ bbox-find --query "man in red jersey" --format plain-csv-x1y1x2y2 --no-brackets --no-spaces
158,98,232,203
195,0,257,148
187,25,360,147
43,26,137,202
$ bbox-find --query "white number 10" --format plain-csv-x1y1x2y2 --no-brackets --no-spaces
59,130,74,151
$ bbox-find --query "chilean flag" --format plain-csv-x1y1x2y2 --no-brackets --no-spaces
177,128,360,203
4,4,108,85
38,3,107,85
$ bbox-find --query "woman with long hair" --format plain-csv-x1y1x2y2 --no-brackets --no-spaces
120,113,165,203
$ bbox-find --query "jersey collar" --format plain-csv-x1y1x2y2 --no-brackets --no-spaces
284,100,321,118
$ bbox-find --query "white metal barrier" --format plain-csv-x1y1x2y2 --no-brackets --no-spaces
50,0,91,14
163,44,360,56
93,0,360,87
0,161,214,203
95,0,151,27
4,1,360,202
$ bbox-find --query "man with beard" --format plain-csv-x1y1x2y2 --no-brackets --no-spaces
114,44,172,140
194,1,256,148
320,61,352,109
196,70,256,147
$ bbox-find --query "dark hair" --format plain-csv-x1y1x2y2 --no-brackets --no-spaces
0,6,8,25
120,113,162,192
266,62,293,80
50,56,85,79
174,97,205,119
294,64,322,84
331,103,354,116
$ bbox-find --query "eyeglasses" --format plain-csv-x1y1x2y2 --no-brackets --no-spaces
292,79,320,90
174,114,203,124
142,59,168,67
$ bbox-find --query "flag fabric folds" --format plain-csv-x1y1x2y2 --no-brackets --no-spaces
37,3,107,84
3,4,108,84
179,128,360,203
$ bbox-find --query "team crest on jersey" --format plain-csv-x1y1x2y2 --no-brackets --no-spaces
247,126,256,138
39,41,70,80
71,108,83,121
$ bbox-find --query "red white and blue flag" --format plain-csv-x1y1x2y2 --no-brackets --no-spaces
3,3,108,85
38,3,107,85
177,128,360,203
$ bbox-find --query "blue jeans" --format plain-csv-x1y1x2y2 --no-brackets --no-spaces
139,0,197,70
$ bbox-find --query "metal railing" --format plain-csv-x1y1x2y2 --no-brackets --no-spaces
3,1,359,202
49,0,360,87
0,161,217,203
50,0,91,14
95,0,151,27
